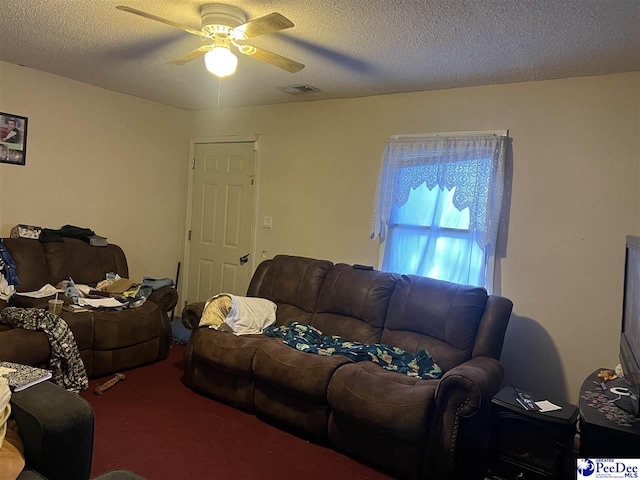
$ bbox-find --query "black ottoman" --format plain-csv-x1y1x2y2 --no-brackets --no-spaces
11,381,94,480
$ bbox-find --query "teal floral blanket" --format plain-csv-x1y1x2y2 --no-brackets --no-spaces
263,322,442,380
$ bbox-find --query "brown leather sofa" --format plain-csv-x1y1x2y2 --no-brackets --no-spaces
0,237,177,378
181,255,513,480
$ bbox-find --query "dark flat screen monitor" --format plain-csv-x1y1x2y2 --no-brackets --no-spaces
617,235,640,417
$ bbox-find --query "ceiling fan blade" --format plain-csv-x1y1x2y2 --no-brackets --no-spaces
168,45,214,66
116,6,208,38
232,12,294,38
239,45,304,73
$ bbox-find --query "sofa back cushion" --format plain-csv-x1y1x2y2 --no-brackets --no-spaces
2,238,49,292
43,238,128,286
381,275,488,372
311,264,400,344
247,255,333,325
2,237,128,290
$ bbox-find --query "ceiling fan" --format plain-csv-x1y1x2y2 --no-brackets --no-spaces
116,4,304,78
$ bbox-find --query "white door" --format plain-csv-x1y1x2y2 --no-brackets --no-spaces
186,142,255,304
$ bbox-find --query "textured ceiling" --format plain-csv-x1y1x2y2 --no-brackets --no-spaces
0,0,638,110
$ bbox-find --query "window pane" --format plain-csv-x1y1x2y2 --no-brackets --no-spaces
383,173,482,286
384,225,484,286
430,235,484,286
383,225,430,274
390,181,439,226
440,187,470,229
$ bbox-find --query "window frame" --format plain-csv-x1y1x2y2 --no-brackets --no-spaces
372,131,508,291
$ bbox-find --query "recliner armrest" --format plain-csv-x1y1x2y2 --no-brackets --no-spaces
426,356,504,480
181,302,206,330
10,381,94,480
147,285,178,315
435,356,504,416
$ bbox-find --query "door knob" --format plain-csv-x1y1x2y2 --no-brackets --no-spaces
239,254,249,265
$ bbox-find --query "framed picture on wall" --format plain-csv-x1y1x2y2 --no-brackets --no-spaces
0,112,28,166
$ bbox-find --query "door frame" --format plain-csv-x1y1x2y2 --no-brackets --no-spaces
181,135,260,310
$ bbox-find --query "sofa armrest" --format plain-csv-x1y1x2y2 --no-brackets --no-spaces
426,356,504,480
10,286,178,315
10,381,94,480
181,302,206,330
435,356,504,416
147,286,178,315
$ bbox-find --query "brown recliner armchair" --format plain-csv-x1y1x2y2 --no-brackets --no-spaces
0,237,177,377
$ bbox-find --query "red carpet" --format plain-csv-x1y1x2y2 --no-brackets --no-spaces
81,344,392,479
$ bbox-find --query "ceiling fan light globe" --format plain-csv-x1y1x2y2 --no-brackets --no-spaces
205,47,238,77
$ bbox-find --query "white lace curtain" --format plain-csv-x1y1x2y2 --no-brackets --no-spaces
371,134,507,289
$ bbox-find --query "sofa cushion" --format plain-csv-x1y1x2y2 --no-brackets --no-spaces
311,264,399,344
190,327,273,377
327,361,438,443
2,238,129,291
1,239,49,292
184,329,272,411
61,312,93,351
92,302,161,350
0,329,50,366
381,275,488,372
43,239,128,286
253,341,351,402
247,255,333,325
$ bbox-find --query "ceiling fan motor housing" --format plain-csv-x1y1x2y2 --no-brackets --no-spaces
200,3,247,37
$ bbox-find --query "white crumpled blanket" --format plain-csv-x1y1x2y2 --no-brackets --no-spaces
200,293,276,335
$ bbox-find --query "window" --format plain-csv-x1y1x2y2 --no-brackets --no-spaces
371,133,507,291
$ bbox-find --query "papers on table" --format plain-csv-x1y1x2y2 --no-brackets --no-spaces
75,284,93,296
78,297,125,309
534,400,562,412
15,284,62,298
14,282,129,309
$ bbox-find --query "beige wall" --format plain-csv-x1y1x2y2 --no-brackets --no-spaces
0,61,189,281
1,59,638,404
190,72,640,403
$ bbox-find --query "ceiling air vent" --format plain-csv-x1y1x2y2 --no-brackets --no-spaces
277,84,321,95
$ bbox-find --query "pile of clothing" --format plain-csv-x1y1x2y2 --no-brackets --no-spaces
56,275,174,309
199,293,276,335
0,242,18,302
0,308,89,393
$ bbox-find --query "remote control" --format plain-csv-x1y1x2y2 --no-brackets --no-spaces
353,264,374,270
